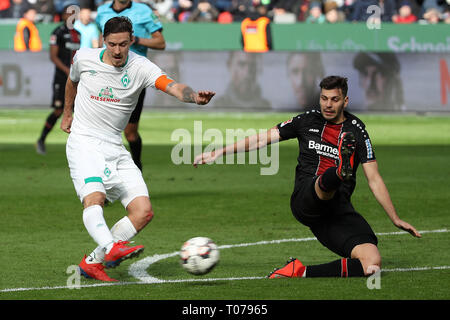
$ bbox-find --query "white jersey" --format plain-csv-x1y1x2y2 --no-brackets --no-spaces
69,48,164,144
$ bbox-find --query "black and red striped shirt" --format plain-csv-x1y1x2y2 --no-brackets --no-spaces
50,23,80,81
277,109,376,198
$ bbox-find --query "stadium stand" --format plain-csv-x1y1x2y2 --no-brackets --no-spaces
0,0,449,24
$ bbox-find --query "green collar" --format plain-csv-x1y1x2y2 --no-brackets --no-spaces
99,49,129,67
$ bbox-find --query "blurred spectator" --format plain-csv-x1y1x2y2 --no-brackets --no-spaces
149,0,175,22
351,0,396,22
443,4,450,23
74,7,99,48
217,10,233,22
422,7,441,22
34,0,54,21
0,0,11,17
241,3,272,51
173,0,193,22
306,1,326,23
188,0,219,21
341,0,355,21
271,0,300,23
2,0,30,18
77,0,97,10
296,0,312,21
392,0,417,23
273,8,297,23
14,5,42,51
422,0,446,14
324,0,343,7
324,0,346,22
54,0,80,16
215,0,232,11
229,0,254,22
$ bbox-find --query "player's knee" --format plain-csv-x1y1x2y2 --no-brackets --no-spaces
144,208,154,223
351,243,381,276
131,207,154,231
83,192,106,208
359,256,382,276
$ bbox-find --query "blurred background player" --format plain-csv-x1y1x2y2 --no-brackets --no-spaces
96,0,166,171
74,6,99,48
61,17,214,282
35,5,80,155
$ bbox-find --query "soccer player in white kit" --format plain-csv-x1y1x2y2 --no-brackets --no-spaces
61,17,215,282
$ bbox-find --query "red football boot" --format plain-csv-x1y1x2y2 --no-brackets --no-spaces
104,240,144,269
79,255,118,282
336,132,356,180
268,257,306,279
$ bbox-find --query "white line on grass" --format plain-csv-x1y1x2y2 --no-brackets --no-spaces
129,228,449,283
1,228,448,293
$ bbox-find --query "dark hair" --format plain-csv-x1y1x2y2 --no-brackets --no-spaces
103,16,134,39
353,53,400,76
319,75,348,97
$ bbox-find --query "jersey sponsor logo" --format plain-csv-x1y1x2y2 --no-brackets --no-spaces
308,140,339,160
309,128,319,133
65,42,80,51
90,87,121,103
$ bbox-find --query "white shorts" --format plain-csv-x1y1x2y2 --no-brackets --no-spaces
66,133,149,208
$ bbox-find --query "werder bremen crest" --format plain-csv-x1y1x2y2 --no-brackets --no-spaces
121,70,130,88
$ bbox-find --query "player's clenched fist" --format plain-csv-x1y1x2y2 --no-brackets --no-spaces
60,114,73,133
195,91,216,105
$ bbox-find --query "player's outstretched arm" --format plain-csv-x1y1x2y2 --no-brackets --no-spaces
193,126,281,167
60,77,78,134
362,161,421,238
165,82,215,105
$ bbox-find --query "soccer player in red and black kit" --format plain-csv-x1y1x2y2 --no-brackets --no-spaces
36,6,80,155
194,75,421,278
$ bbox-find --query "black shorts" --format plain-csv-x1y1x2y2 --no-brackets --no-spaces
129,88,146,124
290,177,378,258
51,76,66,109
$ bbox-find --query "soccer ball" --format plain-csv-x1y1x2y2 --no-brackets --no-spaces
180,237,219,275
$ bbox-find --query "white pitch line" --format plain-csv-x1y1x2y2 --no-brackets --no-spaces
1,228,448,293
129,228,449,283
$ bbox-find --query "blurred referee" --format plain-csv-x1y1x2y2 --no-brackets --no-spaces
36,5,80,155
96,0,166,171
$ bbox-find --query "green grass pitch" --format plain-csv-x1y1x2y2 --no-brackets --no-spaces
0,109,449,302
